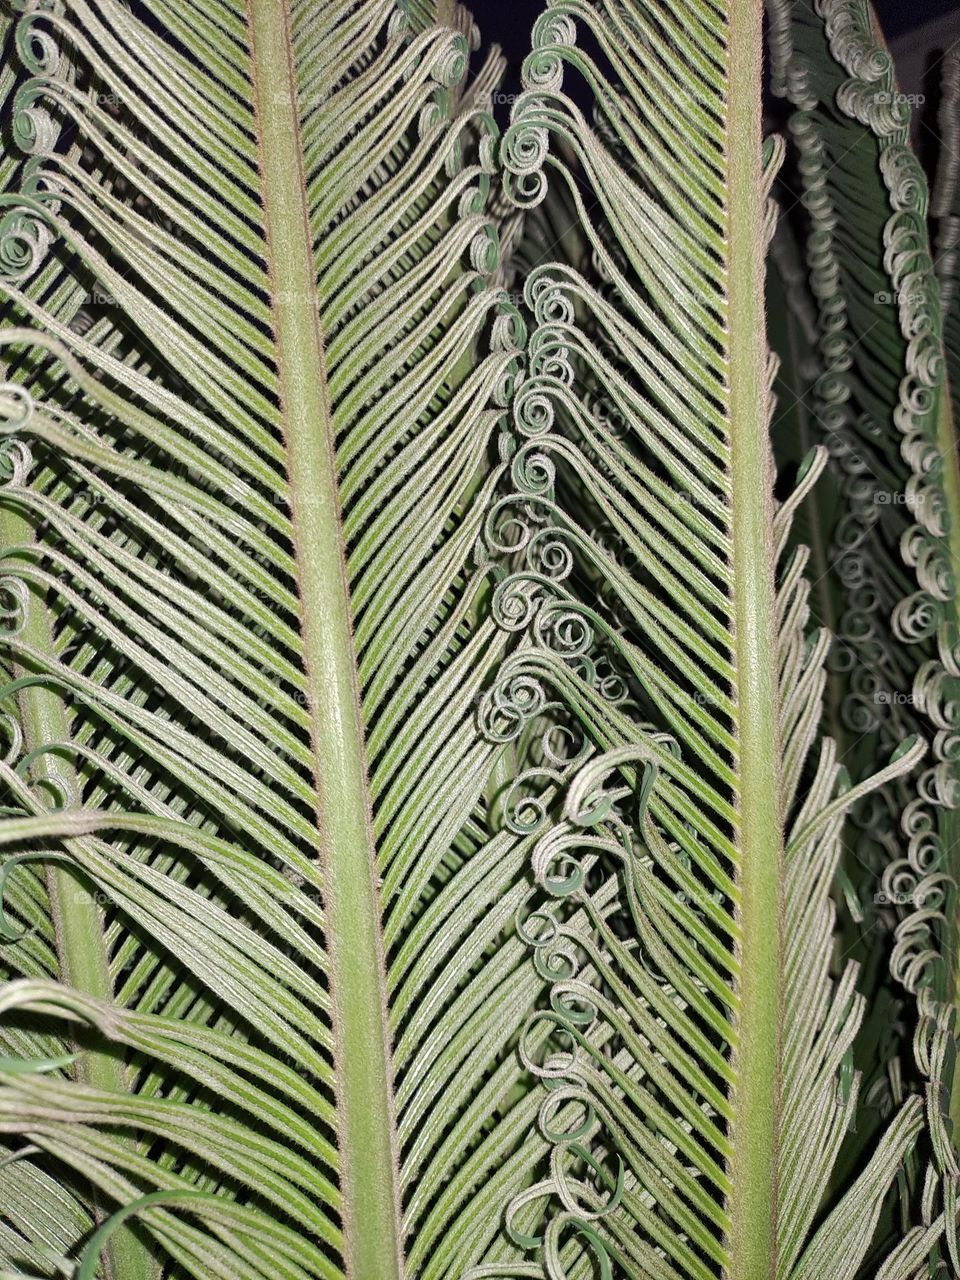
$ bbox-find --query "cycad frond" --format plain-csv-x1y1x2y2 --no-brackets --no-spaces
0,2,540,1276
461,0,928,1275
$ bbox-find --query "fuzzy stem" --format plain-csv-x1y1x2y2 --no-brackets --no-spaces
723,3,786,1276
246,3,404,1275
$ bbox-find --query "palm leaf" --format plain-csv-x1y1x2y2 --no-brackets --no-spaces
0,2,548,1276
467,0,926,1275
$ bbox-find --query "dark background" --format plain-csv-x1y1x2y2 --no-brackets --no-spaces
875,0,957,38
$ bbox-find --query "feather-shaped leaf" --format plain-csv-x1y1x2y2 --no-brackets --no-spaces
463,1,927,1275
0,2,555,1276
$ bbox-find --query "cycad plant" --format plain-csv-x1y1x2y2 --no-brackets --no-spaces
0,0,958,1277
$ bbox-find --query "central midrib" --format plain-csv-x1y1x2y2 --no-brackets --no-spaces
245,4,404,1277
723,2,786,1277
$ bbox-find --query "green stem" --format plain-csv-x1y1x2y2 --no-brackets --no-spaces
1,506,154,1280
724,3,785,1276
246,4,403,1276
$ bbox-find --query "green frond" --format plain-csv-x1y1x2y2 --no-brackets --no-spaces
0,2,954,1279
771,0,960,1270
0,1,546,1275
453,1,928,1276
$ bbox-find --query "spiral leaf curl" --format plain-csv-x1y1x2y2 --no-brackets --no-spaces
467,0,932,1273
